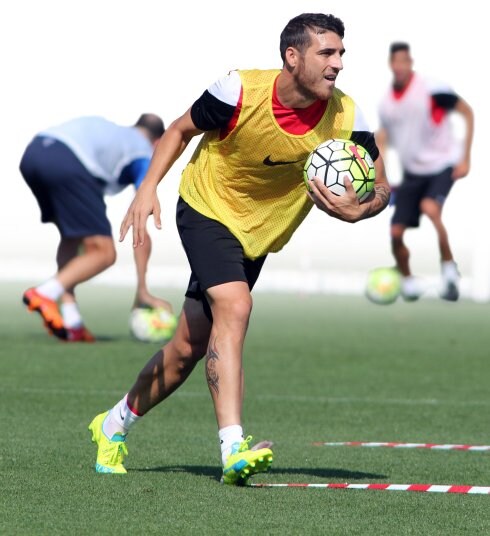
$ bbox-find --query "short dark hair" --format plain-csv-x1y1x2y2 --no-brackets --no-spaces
280,13,345,62
134,113,165,142
389,42,410,56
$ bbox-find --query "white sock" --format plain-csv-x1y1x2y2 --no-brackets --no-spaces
36,278,64,301
441,260,459,282
102,395,143,439
219,424,244,465
122,397,143,430
60,302,83,329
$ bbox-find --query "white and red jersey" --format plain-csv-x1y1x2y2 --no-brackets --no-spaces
379,72,461,175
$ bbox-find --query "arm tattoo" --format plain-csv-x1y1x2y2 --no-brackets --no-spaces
361,184,390,219
205,337,220,395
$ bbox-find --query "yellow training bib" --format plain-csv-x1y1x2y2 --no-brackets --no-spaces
179,69,355,259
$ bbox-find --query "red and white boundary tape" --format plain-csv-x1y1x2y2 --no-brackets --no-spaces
313,441,490,451
249,483,490,494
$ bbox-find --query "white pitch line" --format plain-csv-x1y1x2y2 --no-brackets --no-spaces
317,441,490,451
1,384,489,407
249,483,490,495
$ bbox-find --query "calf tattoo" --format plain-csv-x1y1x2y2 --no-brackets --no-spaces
205,337,220,395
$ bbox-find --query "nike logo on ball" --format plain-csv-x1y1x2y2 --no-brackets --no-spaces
349,144,369,174
263,155,302,166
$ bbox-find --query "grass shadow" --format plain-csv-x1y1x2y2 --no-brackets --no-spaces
91,335,129,342
131,464,386,482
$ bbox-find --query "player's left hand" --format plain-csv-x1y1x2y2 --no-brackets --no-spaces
452,159,470,180
307,175,362,222
120,181,161,247
135,291,173,312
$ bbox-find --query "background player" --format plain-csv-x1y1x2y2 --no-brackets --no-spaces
377,42,474,301
21,114,172,341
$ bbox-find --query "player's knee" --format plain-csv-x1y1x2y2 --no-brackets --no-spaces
225,295,253,324
98,243,116,270
390,225,404,242
84,236,116,268
420,199,441,220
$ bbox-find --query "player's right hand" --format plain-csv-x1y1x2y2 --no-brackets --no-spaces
307,175,362,223
119,184,161,247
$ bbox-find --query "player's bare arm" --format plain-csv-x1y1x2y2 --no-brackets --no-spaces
358,155,390,219
133,230,173,311
374,128,388,160
452,98,474,180
120,109,204,247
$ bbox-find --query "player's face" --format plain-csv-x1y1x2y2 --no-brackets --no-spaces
390,50,413,87
294,30,344,101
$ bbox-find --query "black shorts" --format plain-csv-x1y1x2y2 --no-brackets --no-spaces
176,197,266,320
20,136,111,238
391,167,454,228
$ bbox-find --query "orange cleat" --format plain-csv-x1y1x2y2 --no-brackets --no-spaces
23,288,67,339
66,325,96,342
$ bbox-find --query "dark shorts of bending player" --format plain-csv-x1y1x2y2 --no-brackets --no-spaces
20,136,111,238
176,197,266,321
391,166,454,228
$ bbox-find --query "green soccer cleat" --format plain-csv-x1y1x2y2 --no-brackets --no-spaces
221,435,273,486
88,411,128,474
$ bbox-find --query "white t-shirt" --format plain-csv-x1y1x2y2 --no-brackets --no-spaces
378,73,461,175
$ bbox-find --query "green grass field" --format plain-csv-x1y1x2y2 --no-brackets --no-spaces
1,282,490,534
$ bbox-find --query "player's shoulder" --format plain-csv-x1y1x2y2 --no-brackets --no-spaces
207,68,279,105
333,89,372,132
417,73,455,95
207,70,242,106
333,86,359,108
352,104,371,132
74,115,113,126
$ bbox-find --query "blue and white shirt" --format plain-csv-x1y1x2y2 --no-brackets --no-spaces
40,116,153,195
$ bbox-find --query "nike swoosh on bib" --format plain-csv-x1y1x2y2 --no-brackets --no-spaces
263,155,302,166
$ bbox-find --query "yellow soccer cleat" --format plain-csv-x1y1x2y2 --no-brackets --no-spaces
221,435,273,486
88,411,128,474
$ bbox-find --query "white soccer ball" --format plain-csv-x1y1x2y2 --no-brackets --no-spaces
129,307,178,343
303,138,376,201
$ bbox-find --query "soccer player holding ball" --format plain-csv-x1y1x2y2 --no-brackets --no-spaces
89,13,390,483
